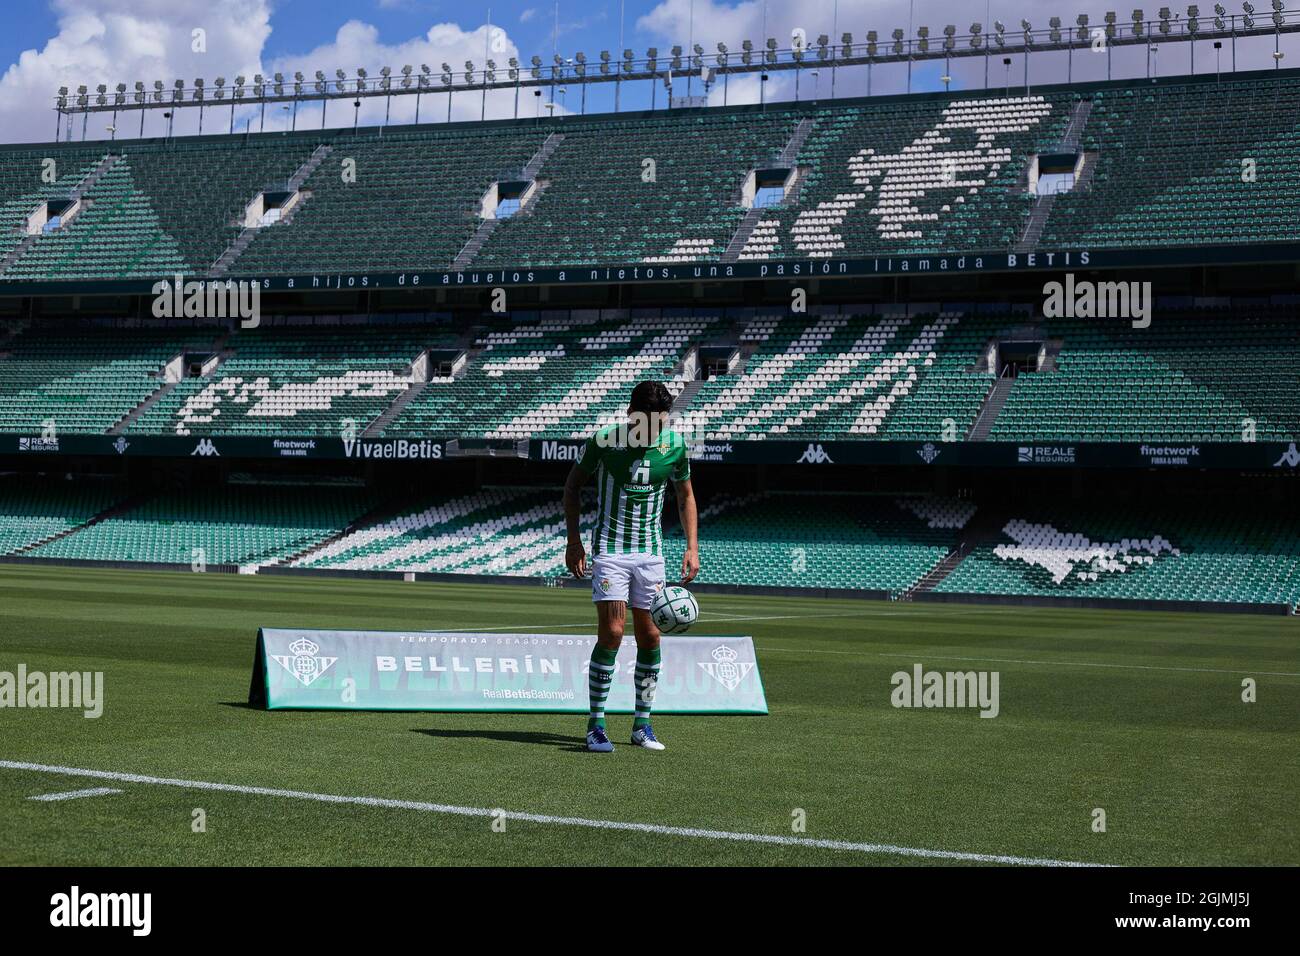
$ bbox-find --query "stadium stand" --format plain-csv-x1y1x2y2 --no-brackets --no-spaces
935,503,1300,607
383,311,727,439
0,326,217,434
23,483,378,569
0,477,122,555
2,71,1299,282
126,324,447,437
989,308,1300,442
292,488,973,592
0,306,1297,442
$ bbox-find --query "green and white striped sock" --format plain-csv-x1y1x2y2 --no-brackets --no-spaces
633,647,661,729
587,645,618,731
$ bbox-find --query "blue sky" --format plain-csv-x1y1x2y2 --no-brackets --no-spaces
2,1,1295,143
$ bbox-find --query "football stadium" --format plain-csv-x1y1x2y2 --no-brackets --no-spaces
0,0,1296,905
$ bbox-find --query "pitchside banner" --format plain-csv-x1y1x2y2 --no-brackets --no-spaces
249,628,768,714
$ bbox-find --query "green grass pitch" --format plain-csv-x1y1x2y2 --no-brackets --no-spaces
0,564,1295,866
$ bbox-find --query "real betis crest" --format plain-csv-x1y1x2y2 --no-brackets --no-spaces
698,644,755,692
271,636,338,686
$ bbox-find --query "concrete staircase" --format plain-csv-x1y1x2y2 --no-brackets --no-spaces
1059,99,1093,150
671,378,706,417
288,144,333,191
109,381,179,435
966,374,1016,441
522,132,565,178
210,145,332,277
1015,194,1057,252
776,118,815,165
1,153,121,277
362,381,427,438
11,492,151,556
451,219,500,270
451,135,565,270
720,207,766,263
262,498,401,569
718,120,814,263
903,507,1007,599
1014,101,1093,253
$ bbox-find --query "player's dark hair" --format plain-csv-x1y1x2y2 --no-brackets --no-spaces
629,380,673,414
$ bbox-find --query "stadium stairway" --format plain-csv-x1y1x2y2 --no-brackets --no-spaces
361,378,427,437
210,144,335,277
109,329,228,435
902,505,1009,599
0,152,122,277
451,219,500,270
10,491,152,556
670,378,707,417
966,374,1017,440
452,133,566,270
262,496,411,569
720,208,766,262
1013,99,1093,253
110,380,180,435
719,118,815,263
1059,99,1094,151
1015,194,1057,252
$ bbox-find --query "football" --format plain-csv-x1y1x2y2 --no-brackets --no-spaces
650,585,700,634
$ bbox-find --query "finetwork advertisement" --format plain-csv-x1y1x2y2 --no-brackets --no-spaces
249,628,768,714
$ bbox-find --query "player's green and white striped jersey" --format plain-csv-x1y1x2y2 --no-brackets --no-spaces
577,425,691,556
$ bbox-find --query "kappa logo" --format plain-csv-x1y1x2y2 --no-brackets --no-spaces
191,438,220,457
917,442,941,464
112,437,130,455
1274,442,1300,468
797,443,834,464
698,644,756,692
271,636,338,687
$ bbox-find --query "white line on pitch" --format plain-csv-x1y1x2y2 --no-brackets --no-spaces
426,609,888,632
0,760,1099,867
759,645,1300,678
27,787,123,802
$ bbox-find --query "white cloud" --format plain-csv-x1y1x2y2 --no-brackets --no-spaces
0,1,530,144
0,0,271,142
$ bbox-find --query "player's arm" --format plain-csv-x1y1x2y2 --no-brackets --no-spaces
563,462,591,578
675,477,699,584
566,432,603,578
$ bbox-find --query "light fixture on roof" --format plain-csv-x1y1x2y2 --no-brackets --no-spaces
969,22,982,48
866,29,878,56
891,28,905,55
917,25,930,54
1049,16,1062,42
943,24,957,51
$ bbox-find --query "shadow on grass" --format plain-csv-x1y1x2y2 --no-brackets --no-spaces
412,728,588,752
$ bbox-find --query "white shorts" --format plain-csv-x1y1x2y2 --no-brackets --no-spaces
591,553,666,610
